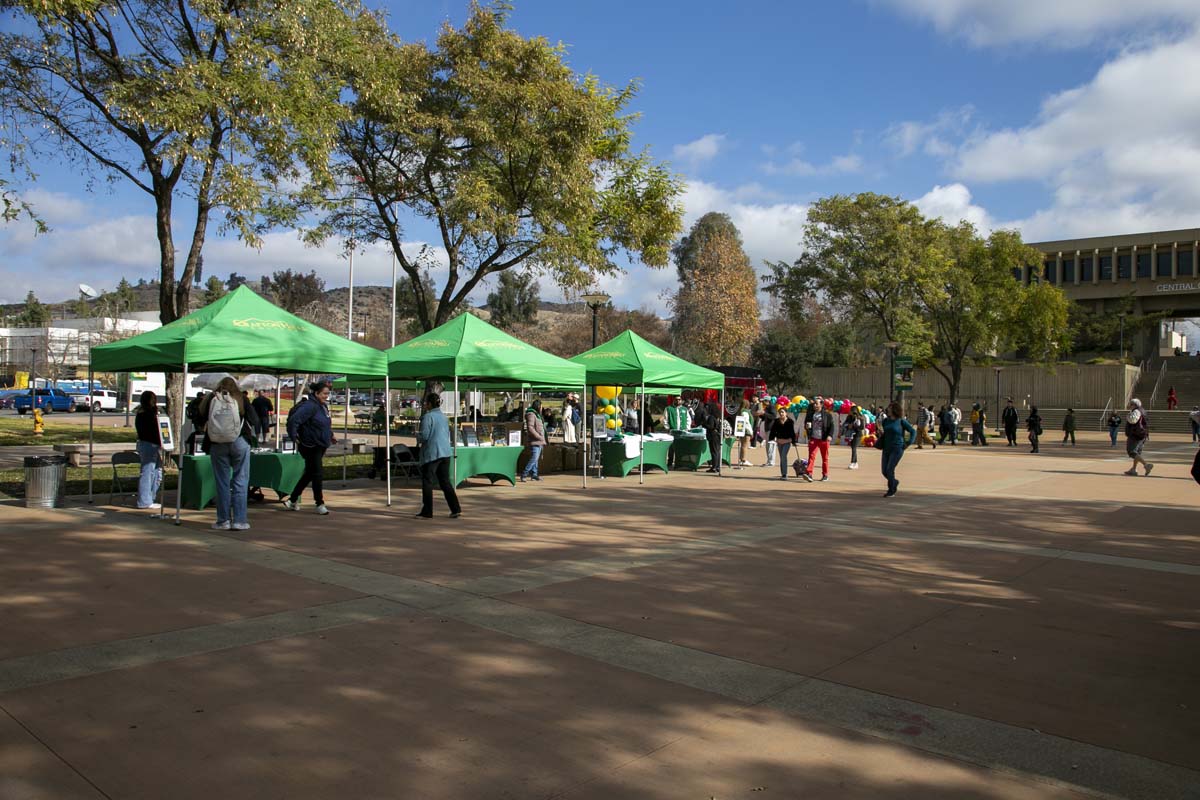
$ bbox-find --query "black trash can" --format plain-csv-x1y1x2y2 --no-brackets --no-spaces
24,454,67,509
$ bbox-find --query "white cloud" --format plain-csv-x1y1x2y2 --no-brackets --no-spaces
913,183,994,232
672,133,726,167
885,106,974,157
762,149,864,177
18,188,91,226
948,30,1200,239
874,0,1200,46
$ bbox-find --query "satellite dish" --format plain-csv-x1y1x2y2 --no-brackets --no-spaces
78,283,99,299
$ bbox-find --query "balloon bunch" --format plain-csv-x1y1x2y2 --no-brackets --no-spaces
596,385,623,432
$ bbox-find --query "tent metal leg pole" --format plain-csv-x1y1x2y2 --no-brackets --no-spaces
719,388,725,477
581,384,587,489
342,384,349,486
452,375,459,486
274,379,281,450
639,383,645,485
87,361,94,504
385,375,392,507
175,361,188,525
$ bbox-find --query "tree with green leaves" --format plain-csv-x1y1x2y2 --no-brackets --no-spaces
1,0,392,415
921,225,1067,403
262,269,325,312
1,178,47,234
318,2,684,331
669,212,760,364
766,193,942,369
486,271,539,331
202,276,227,306
14,291,51,327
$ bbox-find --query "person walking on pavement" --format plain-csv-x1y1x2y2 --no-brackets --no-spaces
1002,399,1019,446
734,400,754,467
702,400,723,474
1166,386,1177,411
879,401,915,498
1189,405,1200,444
769,409,798,481
970,403,988,446
1026,406,1043,453
1107,410,1122,447
1123,398,1153,477
914,402,936,449
803,400,836,482
284,381,333,515
844,407,863,469
414,392,462,518
1062,408,1077,446
521,398,547,482
760,398,778,468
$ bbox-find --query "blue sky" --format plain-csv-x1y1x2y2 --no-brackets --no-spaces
4,0,1200,332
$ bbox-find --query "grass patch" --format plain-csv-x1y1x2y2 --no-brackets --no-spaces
0,453,374,499
0,416,137,446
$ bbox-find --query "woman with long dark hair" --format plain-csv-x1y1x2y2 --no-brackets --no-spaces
415,392,461,518
134,390,162,510
879,401,915,498
284,381,334,515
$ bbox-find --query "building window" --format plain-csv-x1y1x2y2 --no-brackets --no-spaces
1156,251,1172,277
1062,258,1075,282
1099,255,1112,280
1011,267,1022,282
1136,252,1151,278
1179,250,1195,276
1044,261,1056,283
1080,256,1094,281
1117,254,1131,279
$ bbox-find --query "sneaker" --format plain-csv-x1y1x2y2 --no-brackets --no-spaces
801,473,813,483
232,522,250,531
531,476,542,482
211,521,231,530
1144,463,1154,477
883,491,896,498
450,512,462,519
1123,468,1138,476
779,475,787,481
849,463,859,470
137,503,162,510
316,504,329,515
282,499,299,511
819,475,829,482
519,476,526,483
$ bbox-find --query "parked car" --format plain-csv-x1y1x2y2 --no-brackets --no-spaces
0,388,28,409
71,388,122,412
14,388,77,414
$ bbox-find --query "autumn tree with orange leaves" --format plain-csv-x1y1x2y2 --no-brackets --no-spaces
669,213,760,365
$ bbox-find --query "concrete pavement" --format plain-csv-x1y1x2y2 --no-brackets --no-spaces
1,431,1197,799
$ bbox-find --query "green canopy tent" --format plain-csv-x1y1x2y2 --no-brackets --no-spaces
570,330,726,483
353,313,588,489
88,286,389,520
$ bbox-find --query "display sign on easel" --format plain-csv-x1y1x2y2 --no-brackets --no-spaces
157,415,175,452
591,413,609,440
734,417,748,438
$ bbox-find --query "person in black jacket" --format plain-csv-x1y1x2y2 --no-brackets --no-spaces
134,390,163,510
284,381,335,515
768,410,798,480
700,400,722,474
1026,406,1043,454
1001,399,1019,446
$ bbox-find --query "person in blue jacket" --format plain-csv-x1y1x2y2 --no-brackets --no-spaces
415,391,462,519
283,381,334,515
879,400,916,498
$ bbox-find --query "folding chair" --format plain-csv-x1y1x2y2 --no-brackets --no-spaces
109,450,142,506
391,443,421,481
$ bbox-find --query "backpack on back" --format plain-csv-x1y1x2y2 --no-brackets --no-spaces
207,391,242,443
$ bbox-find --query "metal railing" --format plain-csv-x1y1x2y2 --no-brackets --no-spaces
1149,360,1167,409
1098,397,1112,430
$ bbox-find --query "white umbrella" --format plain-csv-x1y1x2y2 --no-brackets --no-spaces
191,372,233,390
239,374,278,391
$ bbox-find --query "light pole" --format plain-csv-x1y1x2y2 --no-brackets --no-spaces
582,292,611,349
993,366,1002,434
883,341,900,405
1119,313,1126,363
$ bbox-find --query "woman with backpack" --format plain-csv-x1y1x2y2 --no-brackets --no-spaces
1124,398,1153,477
134,390,163,510
197,376,260,530
284,381,334,515
879,401,915,498
1026,406,1043,454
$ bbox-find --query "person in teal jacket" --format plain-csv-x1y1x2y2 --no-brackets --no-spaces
879,401,916,498
415,392,461,519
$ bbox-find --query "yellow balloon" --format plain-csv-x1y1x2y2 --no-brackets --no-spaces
596,386,617,400
605,418,616,429
615,386,623,396
614,417,623,426
791,395,802,405
604,404,616,415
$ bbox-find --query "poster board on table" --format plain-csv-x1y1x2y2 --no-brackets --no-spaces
591,413,610,440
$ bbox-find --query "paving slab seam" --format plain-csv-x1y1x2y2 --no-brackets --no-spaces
0,702,114,800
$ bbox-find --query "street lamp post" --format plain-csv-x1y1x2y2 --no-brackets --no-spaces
883,341,900,405
994,366,1002,434
1119,313,1126,363
581,292,611,349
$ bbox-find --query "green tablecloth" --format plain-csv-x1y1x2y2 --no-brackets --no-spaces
452,445,522,487
600,438,672,478
180,452,306,510
671,435,735,471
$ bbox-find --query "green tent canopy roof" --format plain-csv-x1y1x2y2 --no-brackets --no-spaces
380,313,586,386
90,286,387,376
570,330,725,388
